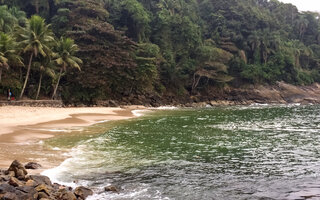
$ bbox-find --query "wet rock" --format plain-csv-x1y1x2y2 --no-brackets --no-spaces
56,188,77,200
74,186,93,199
1,161,93,200
7,160,27,180
104,185,119,193
25,162,42,170
8,177,23,187
52,183,61,190
29,175,52,186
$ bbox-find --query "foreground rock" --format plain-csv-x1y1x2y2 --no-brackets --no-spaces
0,160,93,200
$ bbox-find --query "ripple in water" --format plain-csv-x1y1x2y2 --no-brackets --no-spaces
43,104,320,200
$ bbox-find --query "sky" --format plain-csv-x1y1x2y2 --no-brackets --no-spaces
278,0,320,12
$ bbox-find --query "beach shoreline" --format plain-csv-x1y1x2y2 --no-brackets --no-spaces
0,105,145,170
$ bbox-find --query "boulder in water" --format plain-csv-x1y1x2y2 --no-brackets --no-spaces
25,162,42,170
74,186,93,199
104,185,119,193
56,188,77,200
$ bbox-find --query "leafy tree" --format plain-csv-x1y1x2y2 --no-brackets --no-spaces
0,32,23,83
192,40,233,92
0,5,18,33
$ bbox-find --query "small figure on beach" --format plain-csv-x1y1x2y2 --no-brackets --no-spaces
7,89,12,101
7,89,15,101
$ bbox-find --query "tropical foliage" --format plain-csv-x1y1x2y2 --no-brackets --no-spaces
1,0,320,104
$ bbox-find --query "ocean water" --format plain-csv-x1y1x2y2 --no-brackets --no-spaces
43,104,320,200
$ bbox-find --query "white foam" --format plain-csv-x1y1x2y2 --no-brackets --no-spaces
95,120,110,124
155,106,178,110
132,109,147,117
41,157,78,188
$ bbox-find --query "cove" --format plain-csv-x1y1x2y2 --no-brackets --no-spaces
43,104,320,200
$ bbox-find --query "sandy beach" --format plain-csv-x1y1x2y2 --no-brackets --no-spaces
0,106,143,169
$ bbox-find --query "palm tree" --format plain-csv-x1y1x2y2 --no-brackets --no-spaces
18,15,55,99
33,56,55,100
52,37,82,99
0,32,23,83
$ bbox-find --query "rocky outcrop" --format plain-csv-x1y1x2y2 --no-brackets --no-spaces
0,160,93,200
186,82,320,107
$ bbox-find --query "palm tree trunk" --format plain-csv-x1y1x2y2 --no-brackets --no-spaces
52,68,62,100
0,68,2,83
36,72,42,100
19,67,23,81
20,52,33,99
35,0,39,13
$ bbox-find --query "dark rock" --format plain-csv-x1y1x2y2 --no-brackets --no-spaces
1,192,18,200
8,177,23,187
29,175,52,186
25,162,42,170
52,183,61,190
0,174,10,182
0,184,16,194
37,191,49,199
16,186,38,200
56,188,77,200
74,186,93,199
104,185,119,193
7,160,27,180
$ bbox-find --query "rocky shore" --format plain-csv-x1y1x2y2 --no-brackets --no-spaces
74,82,320,107
0,160,93,200
169,82,320,107
1,82,320,108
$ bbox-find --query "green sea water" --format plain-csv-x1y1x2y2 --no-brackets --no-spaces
43,104,320,200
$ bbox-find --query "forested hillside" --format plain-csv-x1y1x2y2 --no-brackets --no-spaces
1,0,320,105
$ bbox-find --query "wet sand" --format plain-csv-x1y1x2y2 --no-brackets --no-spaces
0,106,144,170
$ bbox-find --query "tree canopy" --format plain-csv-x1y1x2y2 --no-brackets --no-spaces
1,0,320,104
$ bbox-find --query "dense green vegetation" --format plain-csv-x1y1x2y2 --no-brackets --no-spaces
1,0,320,104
